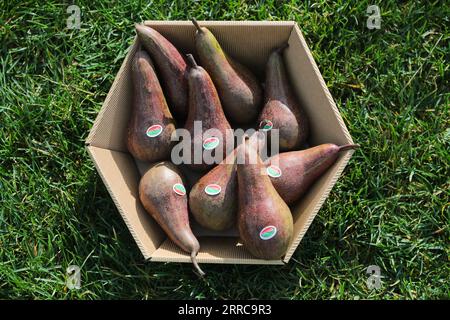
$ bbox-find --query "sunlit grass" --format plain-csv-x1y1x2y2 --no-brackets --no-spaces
0,0,448,299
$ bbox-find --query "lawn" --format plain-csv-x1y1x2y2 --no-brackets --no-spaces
0,0,448,299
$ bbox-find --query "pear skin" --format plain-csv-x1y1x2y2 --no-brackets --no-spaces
136,24,188,121
192,19,262,125
189,149,237,231
189,132,266,231
184,54,233,171
266,144,360,205
258,44,309,151
127,50,176,162
139,161,205,276
237,137,293,260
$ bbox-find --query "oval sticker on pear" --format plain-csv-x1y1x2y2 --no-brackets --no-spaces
259,119,273,131
259,226,277,240
202,137,220,150
146,124,163,138
266,165,282,178
204,184,221,196
172,183,186,196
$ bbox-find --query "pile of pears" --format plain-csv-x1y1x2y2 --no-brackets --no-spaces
129,20,358,276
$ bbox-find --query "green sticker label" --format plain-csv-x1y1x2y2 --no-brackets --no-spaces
172,183,186,196
146,124,163,138
202,137,220,150
204,184,221,196
259,226,277,240
266,165,282,178
259,119,273,131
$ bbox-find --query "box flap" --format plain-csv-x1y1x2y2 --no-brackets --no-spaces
85,38,139,151
152,237,283,265
285,24,354,146
86,145,165,258
284,151,354,262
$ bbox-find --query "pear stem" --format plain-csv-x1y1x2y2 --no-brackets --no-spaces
191,18,203,33
191,252,205,277
338,144,360,152
275,43,289,54
186,54,198,68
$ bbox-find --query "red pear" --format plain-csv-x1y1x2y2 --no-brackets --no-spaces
258,44,309,151
127,50,176,162
265,144,359,205
192,18,262,125
237,137,293,260
136,24,188,121
139,161,205,276
184,54,233,171
189,132,265,231
189,150,237,231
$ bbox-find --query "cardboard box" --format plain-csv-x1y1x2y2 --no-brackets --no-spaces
86,21,356,265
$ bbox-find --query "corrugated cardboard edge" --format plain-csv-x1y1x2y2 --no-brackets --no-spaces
151,256,283,265
151,238,284,265
143,20,296,27
283,24,355,262
283,152,354,262
86,146,154,260
85,36,138,147
290,24,354,144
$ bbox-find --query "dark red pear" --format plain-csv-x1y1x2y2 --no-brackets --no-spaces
184,54,233,171
139,161,205,276
237,136,293,260
265,144,359,205
258,44,309,151
127,49,176,162
136,24,188,121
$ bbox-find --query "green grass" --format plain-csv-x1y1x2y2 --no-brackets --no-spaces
0,0,448,299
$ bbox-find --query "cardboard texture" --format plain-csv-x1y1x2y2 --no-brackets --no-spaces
86,21,355,265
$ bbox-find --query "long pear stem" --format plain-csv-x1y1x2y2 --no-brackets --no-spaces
186,54,198,68
191,18,203,33
191,252,205,277
338,144,360,152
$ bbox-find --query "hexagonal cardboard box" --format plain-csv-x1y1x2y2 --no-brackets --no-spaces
86,21,356,265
